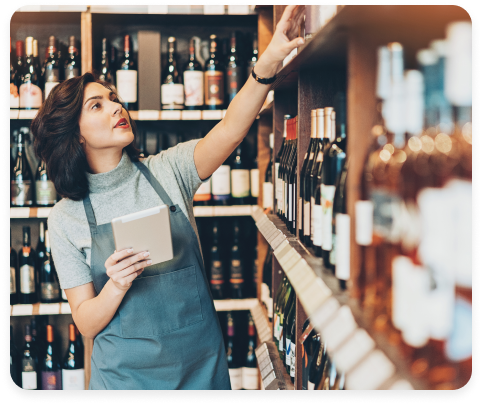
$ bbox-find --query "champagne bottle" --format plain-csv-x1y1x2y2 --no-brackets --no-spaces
230,220,244,299
10,325,20,387
226,32,243,105
204,35,224,110
242,313,258,390
64,36,80,80
21,324,37,390
36,159,57,207
19,226,37,304
116,35,138,110
287,118,298,233
39,230,60,303
183,37,204,109
62,324,85,390
11,129,34,207
19,36,42,109
209,220,224,299
43,36,60,100
226,312,242,389
10,229,18,305
231,145,250,205
161,37,184,110
262,133,274,210
99,38,114,84
41,325,62,390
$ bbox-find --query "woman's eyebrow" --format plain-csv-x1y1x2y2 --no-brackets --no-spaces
83,92,115,106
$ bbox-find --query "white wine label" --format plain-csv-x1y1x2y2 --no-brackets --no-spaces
355,200,373,246
44,81,59,100
161,83,184,107
11,180,34,206
303,201,311,236
278,326,284,351
36,180,57,205
10,83,20,108
19,83,42,108
195,177,211,198
290,342,296,377
183,70,204,106
62,368,85,390
20,264,35,294
312,204,323,247
285,338,291,366
211,165,231,195
228,367,242,390
321,184,336,250
288,184,293,221
250,169,259,198
335,214,350,281
22,371,37,389
231,169,250,197
262,182,273,209
241,367,259,390
10,267,16,294
309,152,314,160
116,70,138,102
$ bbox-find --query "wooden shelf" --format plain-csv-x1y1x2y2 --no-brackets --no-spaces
213,298,257,311
249,300,272,343
259,100,273,117
89,5,256,16
256,341,294,390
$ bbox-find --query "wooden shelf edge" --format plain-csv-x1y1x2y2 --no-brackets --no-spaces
213,298,258,312
250,300,272,344
255,341,294,390
11,302,72,316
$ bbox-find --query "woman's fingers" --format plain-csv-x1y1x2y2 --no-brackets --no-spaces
105,248,134,268
112,260,150,284
106,251,150,277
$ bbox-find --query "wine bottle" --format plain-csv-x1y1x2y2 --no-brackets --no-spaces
226,312,242,390
62,324,85,390
32,39,41,78
19,226,37,304
289,307,296,383
161,37,184,110
43,36,60,100
226,32,243,105
278,281,294,361
287,118,298,233
183,37,204,109
307,336,325,389
212,159,231,205
281,285,295,362
284,291,296,374
99,38,114,84
64,36,80,80
261,247,273,320
19,36,42,109
300,319,314,389
36,222,46,294
35,159,57,207
10,39,20,109
204,35,224,110
231,145,250,205
10,229,18,305
262,133,274,210
230,220,244,299
15,40,25,71
11,129,34,207
242,313,258,390
193,178,212,206
209,220,224,299
21,324,37,390
275,116,290,216
74,324,84,368
246,33,258,80
273,277,288,347
10,325,20,387
39,230,61,303
116,35,138,110
41,325,62,390
250,155,259,205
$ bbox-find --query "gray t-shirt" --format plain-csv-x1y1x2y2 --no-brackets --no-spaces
48,139,203,290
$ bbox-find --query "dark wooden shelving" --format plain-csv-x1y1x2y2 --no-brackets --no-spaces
256,342,294,390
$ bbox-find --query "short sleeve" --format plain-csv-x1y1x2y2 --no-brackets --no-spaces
47,209,93,290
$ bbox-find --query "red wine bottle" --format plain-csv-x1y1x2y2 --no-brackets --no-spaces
226,312,242,389
11,129,34,207
229,220,244,299
64,36,80,80
241,313,258,390
21,324,37,390
62,324,85,390
204,35,224,110
183,37,204,109
209,220,224,299
19,37,42,109
99,38,114,84
39,230,61,303
10,228,18,305
41,325,62,390
43,36,60,100
226,32,243,105
19,226,37,304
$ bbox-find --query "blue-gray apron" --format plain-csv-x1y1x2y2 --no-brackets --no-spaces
82,161,231,390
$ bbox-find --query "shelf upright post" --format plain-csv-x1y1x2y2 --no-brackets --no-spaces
81,7,92,75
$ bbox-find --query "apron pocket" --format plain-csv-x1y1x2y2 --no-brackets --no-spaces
119,265,204,339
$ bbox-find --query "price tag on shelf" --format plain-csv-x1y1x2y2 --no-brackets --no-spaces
273,240,290,260
388,379,414,390
204,5,225,14
38,303,60,315
11,304,33,316
256,216,269,231
227,5,250,14
298,278,332,315
60,302,72,314
202,110,223,120
283,253,301,273
271,233,286,250
263,370,276,388
181,110,202,120
321,305,357,352
147,5,168,13
10,110,19,119
193,206,214,217
255,343,269,358
289,260,312,287
137,110,160,120
345,350,396,390
264,224,278,240
10,208,30,218
260,361,274,379
160,110,181,120
333,328,376,373
310,296,340,332
259,355,271,371
252,207,264,222
278,248,297,268
266,229,281,244
36,207,52,218
18,109,39,119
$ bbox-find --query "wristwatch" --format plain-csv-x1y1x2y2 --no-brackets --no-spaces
251,67,277,85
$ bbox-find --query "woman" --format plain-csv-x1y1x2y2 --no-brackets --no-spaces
32,6,305,390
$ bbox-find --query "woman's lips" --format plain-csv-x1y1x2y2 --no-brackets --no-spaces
114,118,129,128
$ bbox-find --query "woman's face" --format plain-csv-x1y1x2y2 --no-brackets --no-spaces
78,82,134,152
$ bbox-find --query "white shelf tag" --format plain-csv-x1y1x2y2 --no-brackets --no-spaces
299,278,331,315
273,240,291,260
160,110,181,120
11,304,33,316
271,233,287,250
260,361,274,379
346,350,396,390
38,303,60,315
193,206,214,217
278,248,297,267
322,305,357,352
202,110,223,120
310,297,340,332
60,302,72,314
333,329,375,373
10,208,30,218
137,110,160,120
18,109,38,119
204,5,225,14
36,207,52,218
263,370,276,387
181,110,202,120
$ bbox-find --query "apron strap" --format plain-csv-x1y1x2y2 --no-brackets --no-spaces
82,194,98,234
134,161,175,208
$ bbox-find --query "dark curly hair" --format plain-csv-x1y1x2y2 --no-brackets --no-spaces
31,72,140,201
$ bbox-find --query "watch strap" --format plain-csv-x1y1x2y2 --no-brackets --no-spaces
251,68,277,85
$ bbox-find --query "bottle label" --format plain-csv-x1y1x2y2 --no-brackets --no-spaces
278,326,283,351
310,195,316,238
283,181,287,214
10,267,16,294
205,71,224,106
19,83,42,108
285,338,291,366
303,201,311,236
62,368,85,390
226,66,243,103
230,258,244,287
321,184,336,250
211,165,231,196
20,264,35,294
65,67,79,80
10,83,19,108
228,367,242,390
370,188,402,243
335,213,350,281
312,204,323,247
42,370,62,390
210,260,224,293
274,163,280,201
21,371,37,390
288,184,293,221
250,168,259,198
44,81,59,100
307,381,315,390
262,182,273,209
183,70,204,106
45,67,60,83
194,178,211,201
11,180,34,206
241,367,258,390
116,70,138,102
35,180,57,205
355,200,373,246
161,83,184,109
231,169,250,198
41,281,60,301
290,341,296,377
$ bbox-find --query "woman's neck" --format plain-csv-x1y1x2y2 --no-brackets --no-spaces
86,148,124,174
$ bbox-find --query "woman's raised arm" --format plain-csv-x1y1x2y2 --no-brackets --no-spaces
194,5,305,180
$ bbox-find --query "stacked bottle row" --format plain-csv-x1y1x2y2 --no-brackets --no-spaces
11,223,66,305
10,319,84,390
353,22,472,390
223,311,259,390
